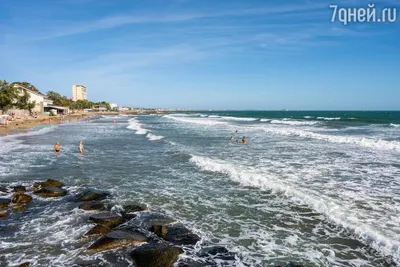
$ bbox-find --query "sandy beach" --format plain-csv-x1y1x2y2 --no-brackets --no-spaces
0,113,88,136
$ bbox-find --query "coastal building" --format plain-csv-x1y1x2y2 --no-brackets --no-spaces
13,84,45,113
110,103,118,110
72,84,87,101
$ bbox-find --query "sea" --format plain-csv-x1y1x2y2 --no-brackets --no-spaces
0,110,399,267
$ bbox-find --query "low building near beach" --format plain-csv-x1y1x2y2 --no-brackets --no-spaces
13,84,45,114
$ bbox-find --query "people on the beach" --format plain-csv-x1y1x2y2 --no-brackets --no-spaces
54,142,61,152
242,136,247,144
78,140,84,153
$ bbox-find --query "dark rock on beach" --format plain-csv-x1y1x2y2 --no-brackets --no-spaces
33,186,67,197
151,224,200,245
83,224,111,237
123,204,147,213
88,230,147,252
275,263,303,267
79,201,105,211
17,262,30,267
130,242,183,267
129,212,175,230
13,185,26,192
33,179,64,188
88,212,124,228
76,189,109,201
0,210,7,217
12,193,32,205
199,246,236,261
0,198,11,207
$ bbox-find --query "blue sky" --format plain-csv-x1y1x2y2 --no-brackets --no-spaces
0,0,399,110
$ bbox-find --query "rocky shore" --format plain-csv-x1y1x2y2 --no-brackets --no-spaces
0,179,302,267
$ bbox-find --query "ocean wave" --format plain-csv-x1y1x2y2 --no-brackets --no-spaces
260,119,272,122
127,118,148,134
304,116,314,119
317,117,341,120
261,127,400,152
189,154,400,264
164,115,228,126
219,116,258,121
208,115,221,118
270,120,320,126
390,123,399,127
146,133,164,141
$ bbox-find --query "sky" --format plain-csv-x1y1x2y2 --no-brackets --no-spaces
0,0,399,110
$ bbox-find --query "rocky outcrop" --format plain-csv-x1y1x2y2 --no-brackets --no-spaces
13,185,26,192
83,224,111,237
17,262,30,267
33,179,64,188
79,201,105,211
88,212,124,228
0,198,11,207
88,230,147,252
130,242,183,267
151,224,200,245
76,190,109,201
33,186,67,197
123,204,147,213
12,193,32,205
0,210,7,217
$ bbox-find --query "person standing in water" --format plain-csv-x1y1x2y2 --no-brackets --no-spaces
78,140,84,153
54,142,61,152
242,136,247,144
230,136,235,141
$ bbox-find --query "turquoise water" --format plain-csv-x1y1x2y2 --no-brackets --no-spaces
0,111,399,266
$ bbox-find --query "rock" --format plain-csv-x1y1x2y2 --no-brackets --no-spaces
129,212,174,230
130,242,183,267
83,224,111,237
199,246,235,261
0,210,7,217
12,205,27,211
151,224,200,245
73,258,102,266
122,213,137,220
0,198,11,207
12,193,32,205
13,185,26,192
18,262,30,267
79,201,105,211
33,179,64,188
275,263,303,267
33,186,67,197
76,190,109,201
88,212,124,228
123,204,147,213
177,259,211,267
88,230,147,252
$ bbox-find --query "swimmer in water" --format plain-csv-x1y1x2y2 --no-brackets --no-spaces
113,120,116,124
242,136,247,144
230,136,235,141
54,142,61,152
78,140,84,153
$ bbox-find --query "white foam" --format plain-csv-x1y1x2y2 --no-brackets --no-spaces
317,117,341,120
390,123,399,127
127,118,148,134
219,116,258,121
304,116,314,119
164,115,228,126
260,127,400,152
146,133,164,141
270,120,320,126
260,119,272,122
189,154,400,263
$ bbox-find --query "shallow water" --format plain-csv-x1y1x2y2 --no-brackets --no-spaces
0,111,399,266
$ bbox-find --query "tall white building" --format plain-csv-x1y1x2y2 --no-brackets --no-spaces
72,84,87,101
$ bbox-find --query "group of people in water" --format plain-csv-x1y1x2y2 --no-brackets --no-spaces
230,130,247,144
53,140,84,153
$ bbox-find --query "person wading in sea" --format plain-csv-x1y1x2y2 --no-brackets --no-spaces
78,140,84,153
54,142,61,152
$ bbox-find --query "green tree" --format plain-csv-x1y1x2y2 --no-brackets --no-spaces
16,91,36,112
0,80,18,112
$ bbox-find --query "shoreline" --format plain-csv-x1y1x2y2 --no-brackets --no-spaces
0,113,88,136
0,111,167,137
